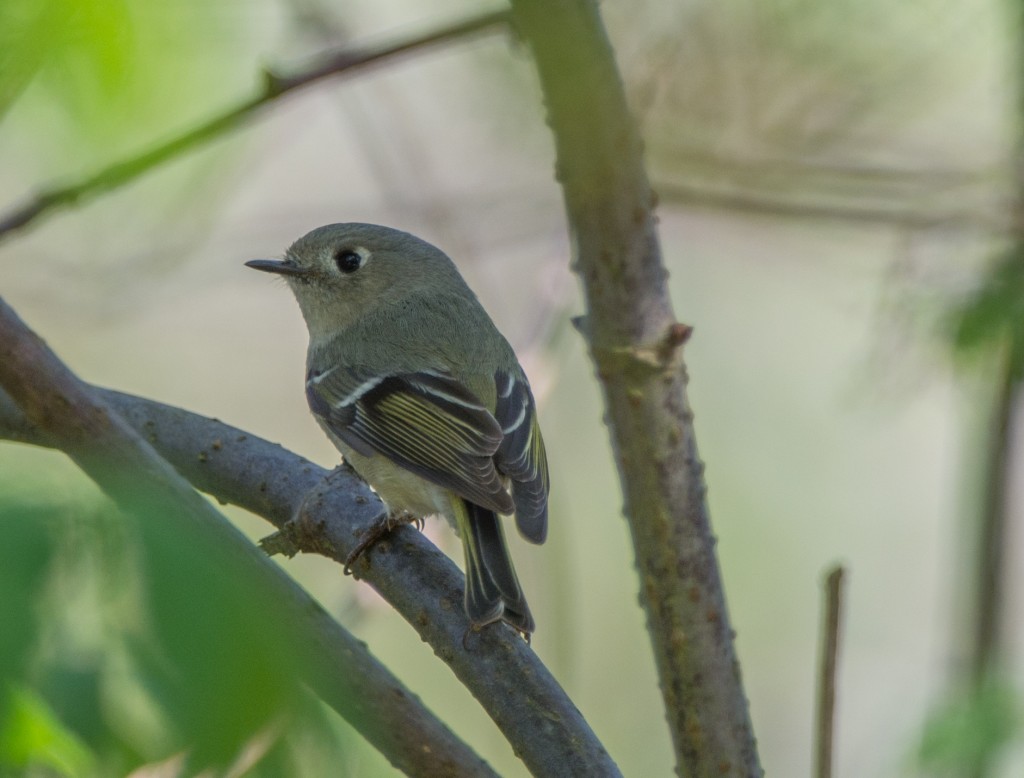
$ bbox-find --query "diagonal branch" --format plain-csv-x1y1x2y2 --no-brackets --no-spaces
0,7,510,241
508,0,762,774
0,296,496,777
0,342,622,776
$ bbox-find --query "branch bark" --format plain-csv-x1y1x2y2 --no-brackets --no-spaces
0,341,621,776
0,297,496,777
0,7,510,241
508,1,761,775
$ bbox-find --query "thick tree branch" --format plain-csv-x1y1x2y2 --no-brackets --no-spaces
0,8,510,241
0,363,621,775
0,297,496,777
508,1,761,775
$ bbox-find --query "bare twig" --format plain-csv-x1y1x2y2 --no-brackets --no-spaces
0,297,497,777
508,0,761,774
0,8,510,241
0,385,622,776
815,565,846,778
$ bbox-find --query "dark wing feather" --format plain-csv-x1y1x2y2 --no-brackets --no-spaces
493,371,549,543
307,366,515,514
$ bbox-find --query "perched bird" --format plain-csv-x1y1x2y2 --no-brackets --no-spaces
247,223,549,635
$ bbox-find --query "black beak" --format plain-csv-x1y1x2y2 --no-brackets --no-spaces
245,258,308,277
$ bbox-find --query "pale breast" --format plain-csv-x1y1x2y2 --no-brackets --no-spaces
323,424,458,528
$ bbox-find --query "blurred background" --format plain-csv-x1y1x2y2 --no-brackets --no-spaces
1,0,1021,775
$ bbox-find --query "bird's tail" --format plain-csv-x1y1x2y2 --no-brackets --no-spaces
457,499,534,635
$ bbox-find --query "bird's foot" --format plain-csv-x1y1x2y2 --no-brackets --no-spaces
343,511,423,575
460,620,532,650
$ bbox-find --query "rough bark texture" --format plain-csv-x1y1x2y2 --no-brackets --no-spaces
507,1,762,775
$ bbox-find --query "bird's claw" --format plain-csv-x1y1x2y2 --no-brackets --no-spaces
343,511,424,576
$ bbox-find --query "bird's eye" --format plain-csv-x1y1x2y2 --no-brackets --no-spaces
334,249,362,274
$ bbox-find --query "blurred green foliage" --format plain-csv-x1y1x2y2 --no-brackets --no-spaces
918,680,1021,774
0,0,253,160
0,0,270,270
949,247,1024,373
0,497,351,776
0,0,133,119
0,686,94,776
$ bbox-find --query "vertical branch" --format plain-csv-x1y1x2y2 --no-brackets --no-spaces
814,566,846,778
508,1,761,774
966,0,1024,697
956,343,1020,778
953,6,1024,776
970,346,1016,688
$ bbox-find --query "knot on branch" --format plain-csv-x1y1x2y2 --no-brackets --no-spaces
660,321,693,358
259,525,301,557
259,464,387,573
589,320,694,376
258,501,336,559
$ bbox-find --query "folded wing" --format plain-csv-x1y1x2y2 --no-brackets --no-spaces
307,366,515,515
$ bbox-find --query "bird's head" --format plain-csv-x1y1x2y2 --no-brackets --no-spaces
247,222,466,339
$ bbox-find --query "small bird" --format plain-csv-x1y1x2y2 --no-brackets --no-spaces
247,223,549,635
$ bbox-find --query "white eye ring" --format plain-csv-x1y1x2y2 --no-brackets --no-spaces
333,246,369,274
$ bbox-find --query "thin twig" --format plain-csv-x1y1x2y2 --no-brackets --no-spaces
508,0,762,774
0,8,510,241
0,297,497,777
815,565,846,778
0,385,623,776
